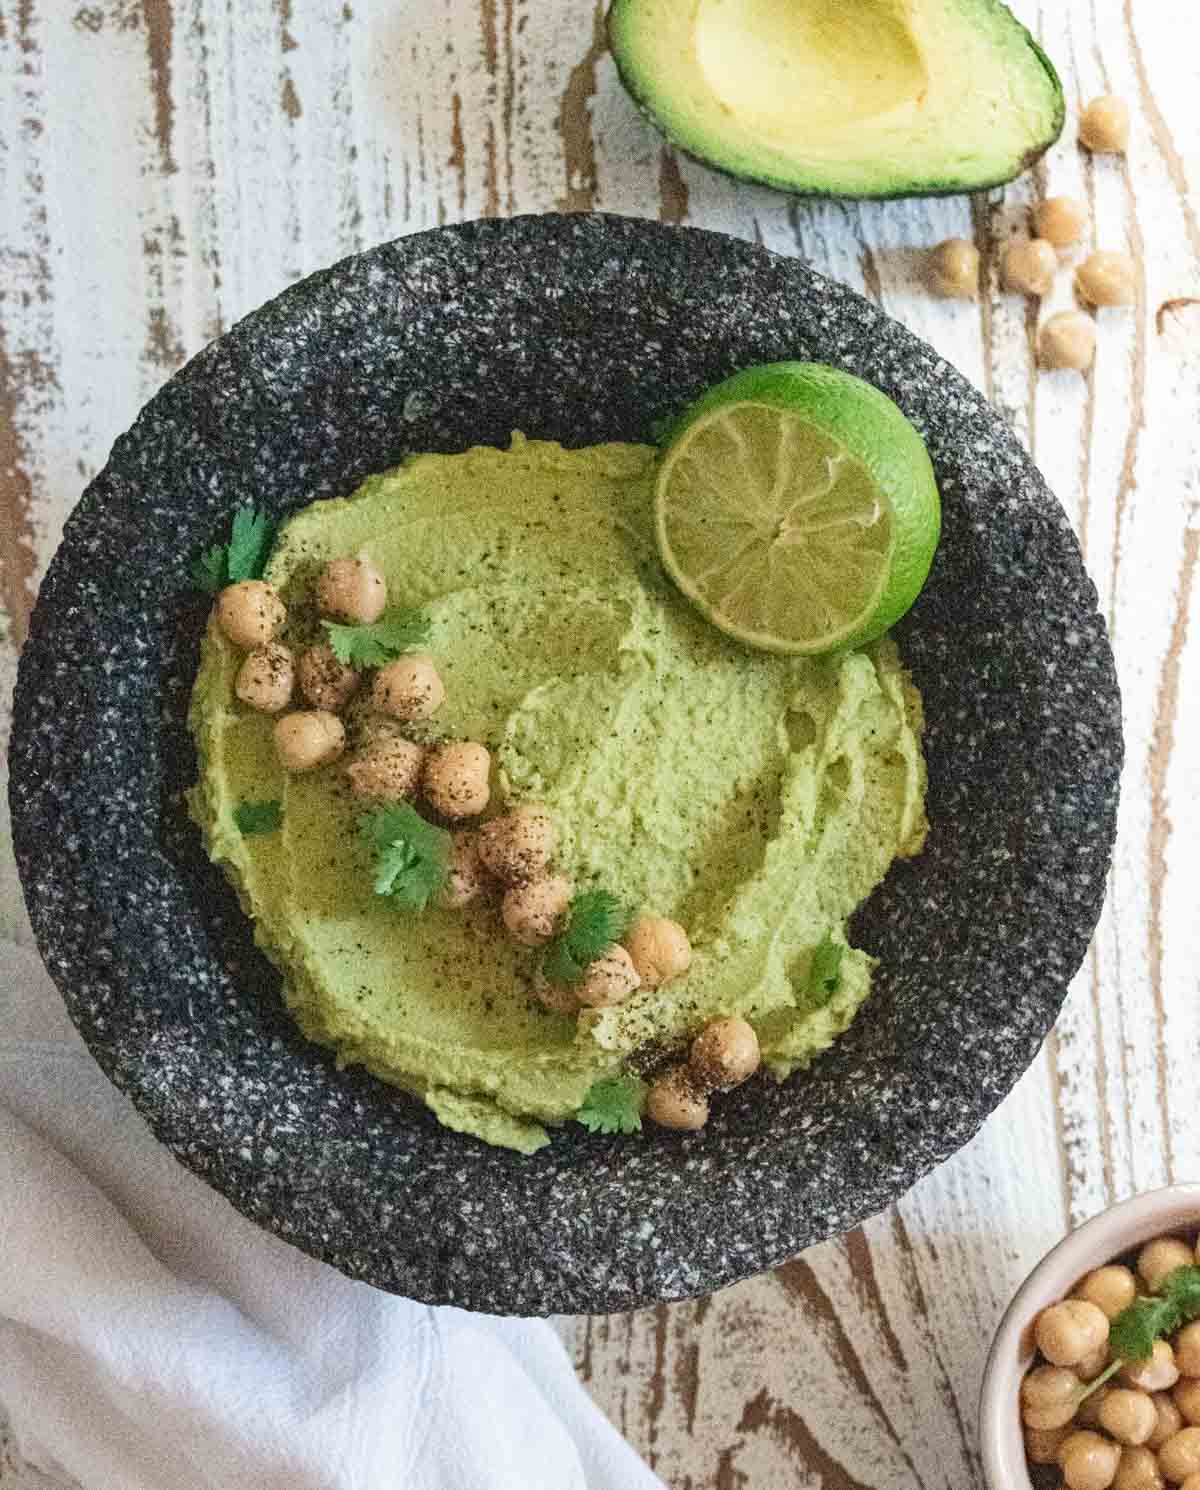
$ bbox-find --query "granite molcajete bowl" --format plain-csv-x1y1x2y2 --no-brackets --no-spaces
10,214,1121,1316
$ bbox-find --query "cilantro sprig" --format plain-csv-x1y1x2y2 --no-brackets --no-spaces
322,607,431,668
233,799,283,837
1109,1266,1200,1361
542,889,632,986
191,506,275,593
576,1076,646,1135
808,933,845,1002
360,803,450,912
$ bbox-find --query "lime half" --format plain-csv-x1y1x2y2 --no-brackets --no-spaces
654,362,941,655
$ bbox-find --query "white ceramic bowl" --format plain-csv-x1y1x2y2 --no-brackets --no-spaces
980,1184,1200,1489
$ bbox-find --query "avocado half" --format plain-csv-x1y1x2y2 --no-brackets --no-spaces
607,0,1065,199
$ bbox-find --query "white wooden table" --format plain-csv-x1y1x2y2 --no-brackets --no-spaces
2,2,1198,1484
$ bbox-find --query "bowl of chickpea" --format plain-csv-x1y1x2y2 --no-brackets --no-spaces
981,1186,1200,1490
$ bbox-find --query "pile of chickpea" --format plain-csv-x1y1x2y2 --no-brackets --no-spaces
927,94,1134,372
1020,1231,1200,1490
213,557,763,1132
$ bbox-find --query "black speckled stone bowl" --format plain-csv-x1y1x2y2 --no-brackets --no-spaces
10,215,1121,1316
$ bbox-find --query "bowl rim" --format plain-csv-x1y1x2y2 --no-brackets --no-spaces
979,1182,1200,1490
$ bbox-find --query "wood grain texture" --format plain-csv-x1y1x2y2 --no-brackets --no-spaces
1,2,1197,1485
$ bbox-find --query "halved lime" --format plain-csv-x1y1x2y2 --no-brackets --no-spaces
654,363,941,655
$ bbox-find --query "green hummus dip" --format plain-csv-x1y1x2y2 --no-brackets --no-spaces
189,435,928,1153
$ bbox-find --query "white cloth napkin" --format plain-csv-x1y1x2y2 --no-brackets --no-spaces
0,940,664,1490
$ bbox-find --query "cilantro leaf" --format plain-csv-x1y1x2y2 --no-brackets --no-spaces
226,507,275,583
233,799,283,837
322,608,431,668
191,505,275,593
360,803,450,912
191,544,228,594
1162,1265,1200,1323
1109,1296,1179,1362
576,1076,645,1135
543,889,632,986
808,934,845,1002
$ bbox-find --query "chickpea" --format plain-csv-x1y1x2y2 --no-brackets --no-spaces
1176,1324,1200,1380
1041,311,1097,372
1079,1385,1114,1429
274,710,345,772
1159,1428,1200,1483
1059,1429,1121,1490
1076,251,1137,308
690,1017,761,1091
316,555,387,625
645,1066,709,1132
217,579,286,650
1122,1341,1181,1394
371,654,445,722
423,741,491,820
1139,1240,1195,1294
1078,1266,1140,1322
1027,1423,1073,1464
1003,238,1058,296
1080,1341,1114,1379
625,914,692,990
928,238,980,299
477,805,556,885
1151,1394,1186,1451
501,874,572,947
1034,195,1089,247
1022,1365,1084,1431
235,641,294,713
1080,94,1130,154
437,831,490,911
345,736,424,802
532,973,581,1017
575,945,642,1009
1038,1300,1112,1368
1100,1390,1159,1447
297,643,359,712
1175,1380,1200,1428
1113,1445,1165,1490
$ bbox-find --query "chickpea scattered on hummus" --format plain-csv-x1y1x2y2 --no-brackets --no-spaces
317,555,388,625
275,710,346,772
422,741,491,819
235,641,294,714
502,875,573,947
437,831,490,911
478,805,556,885
217,579,286,650
371,654,446,722
297,642,359,712
574,945,641,1008
624,914,691,989
345,736,425,802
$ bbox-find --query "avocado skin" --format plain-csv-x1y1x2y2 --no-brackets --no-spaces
606,0,1065,201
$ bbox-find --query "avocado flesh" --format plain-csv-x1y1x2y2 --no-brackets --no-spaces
608,0,1065,199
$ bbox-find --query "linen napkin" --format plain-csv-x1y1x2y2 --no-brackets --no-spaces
0,939,665,1490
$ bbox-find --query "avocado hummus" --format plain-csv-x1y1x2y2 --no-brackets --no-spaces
189,435,928,1153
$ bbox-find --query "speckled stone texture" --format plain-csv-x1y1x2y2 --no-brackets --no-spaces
9,215,1121,1316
